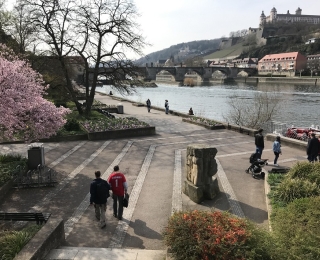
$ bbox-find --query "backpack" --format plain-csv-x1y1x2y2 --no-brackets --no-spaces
96,180,110,199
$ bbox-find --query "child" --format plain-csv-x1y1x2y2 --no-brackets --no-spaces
272,136,281,166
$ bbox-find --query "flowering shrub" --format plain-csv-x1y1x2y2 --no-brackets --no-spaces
82,117,150,132
163,210,274,260
0,44,70,141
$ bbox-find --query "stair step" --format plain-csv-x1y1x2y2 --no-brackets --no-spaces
45,247,166,260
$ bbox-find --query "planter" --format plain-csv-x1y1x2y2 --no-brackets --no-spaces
40,134,88,142
87,126,156,140
182,118,225,130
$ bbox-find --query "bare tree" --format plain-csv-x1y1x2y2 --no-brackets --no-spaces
72,0,147,114
3,0,37,53
223,92,282,129
240,29,248,37
184,56,206,67
24,0,147,115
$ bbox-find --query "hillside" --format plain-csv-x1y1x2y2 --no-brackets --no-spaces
203,41,245,60
135,39,221,65
136,22,320,65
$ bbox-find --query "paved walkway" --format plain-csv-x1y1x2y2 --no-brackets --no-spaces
0,94,307,259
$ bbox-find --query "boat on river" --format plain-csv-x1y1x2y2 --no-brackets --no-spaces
285,125,320,141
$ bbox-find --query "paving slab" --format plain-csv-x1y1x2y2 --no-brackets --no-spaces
0,93,308,259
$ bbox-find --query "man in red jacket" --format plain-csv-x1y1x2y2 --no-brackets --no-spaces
108,165,128,220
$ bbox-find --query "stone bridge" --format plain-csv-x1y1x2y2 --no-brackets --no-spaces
135,66,257,82
87,66,257,83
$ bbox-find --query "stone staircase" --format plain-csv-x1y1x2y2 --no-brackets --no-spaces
45,246,166,260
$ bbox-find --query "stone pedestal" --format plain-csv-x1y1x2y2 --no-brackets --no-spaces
183,144,220,203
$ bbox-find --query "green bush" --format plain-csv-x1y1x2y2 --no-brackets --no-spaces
267,173,285,187
63,118,81,131
287,162,320,185
0,225,40,260
269,162,320,206
272,197,320,260
163,210,275,260
0,154,23,164
271,178,319,205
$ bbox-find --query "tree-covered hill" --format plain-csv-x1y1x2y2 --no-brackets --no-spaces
240,22,320,59
135,39,221,65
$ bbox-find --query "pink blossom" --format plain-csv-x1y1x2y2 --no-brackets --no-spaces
0,44,70,141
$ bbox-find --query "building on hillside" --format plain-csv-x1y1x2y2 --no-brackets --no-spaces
307,54,320,75
260,7,320,27
32,56,85,84
154,59,167,67
231,58,258,68
258,52,307,76
305,38,320,44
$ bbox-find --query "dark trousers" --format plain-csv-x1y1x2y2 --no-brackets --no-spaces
308,154,318,162
274,152,280,164
256,146,264,159
113,194,124,218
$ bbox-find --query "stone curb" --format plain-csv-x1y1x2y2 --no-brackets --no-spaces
266,134,307,151
182,118,226,130
264,171,273,232
14,218,65,260
87,126,156,140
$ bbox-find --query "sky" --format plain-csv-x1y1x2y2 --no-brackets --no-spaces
134,0,320,56
4,0,320,58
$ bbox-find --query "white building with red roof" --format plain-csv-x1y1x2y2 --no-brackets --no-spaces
258,52,307,76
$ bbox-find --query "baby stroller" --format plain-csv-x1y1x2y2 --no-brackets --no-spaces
245,153,268,179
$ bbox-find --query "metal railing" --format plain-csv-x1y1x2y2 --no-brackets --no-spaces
262,121,320,142
12,164,57,188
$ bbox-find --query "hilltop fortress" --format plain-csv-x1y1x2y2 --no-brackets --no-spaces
259,7,320,27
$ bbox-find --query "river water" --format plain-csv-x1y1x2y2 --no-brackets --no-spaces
99,82,320,128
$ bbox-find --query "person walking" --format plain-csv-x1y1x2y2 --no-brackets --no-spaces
255,129,264,159
165,100,169,114
90,171,110,229
108,165,128,220
272,136,282,166
146,98,151,113
307,133,319,162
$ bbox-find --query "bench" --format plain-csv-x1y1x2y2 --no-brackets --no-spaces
268,167,290,174
0,212,51,225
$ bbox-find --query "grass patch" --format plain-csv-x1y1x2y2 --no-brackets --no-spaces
0,225,41,260
0,154,27,186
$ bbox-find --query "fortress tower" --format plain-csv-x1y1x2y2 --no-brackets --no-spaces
269,7,277,22
260,7,320,26
259,11,266,28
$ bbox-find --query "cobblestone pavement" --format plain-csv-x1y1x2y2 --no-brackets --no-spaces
0,94,307,259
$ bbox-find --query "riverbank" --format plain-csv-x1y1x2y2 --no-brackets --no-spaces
232,76,319,85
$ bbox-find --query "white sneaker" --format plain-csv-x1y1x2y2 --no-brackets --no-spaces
274,164,279,167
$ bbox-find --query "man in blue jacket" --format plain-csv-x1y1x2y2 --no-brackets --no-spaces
90,171,110,229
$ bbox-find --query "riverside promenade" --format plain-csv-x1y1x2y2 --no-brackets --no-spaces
0,93,307,260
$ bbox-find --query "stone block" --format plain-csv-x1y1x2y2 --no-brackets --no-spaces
184,144,220,204
184,180,204,204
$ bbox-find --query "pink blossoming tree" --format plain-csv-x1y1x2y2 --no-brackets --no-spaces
0,44,70,141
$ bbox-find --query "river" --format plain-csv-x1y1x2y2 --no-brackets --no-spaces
99,82,320,128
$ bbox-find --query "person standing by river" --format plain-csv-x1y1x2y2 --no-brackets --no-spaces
165,100,169,114
146,98,151,113
255,129,264,159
